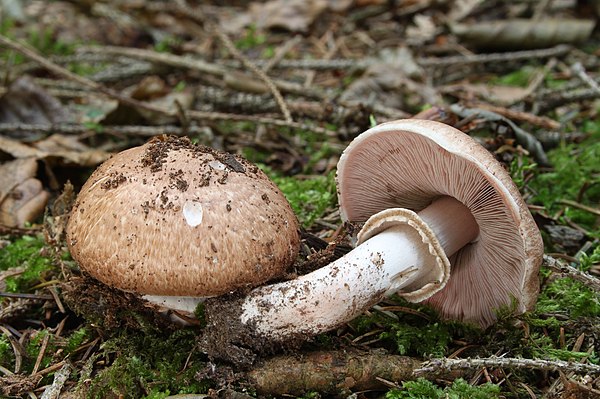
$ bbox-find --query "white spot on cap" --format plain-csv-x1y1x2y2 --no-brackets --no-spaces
208,160,227,171
183,201,203,227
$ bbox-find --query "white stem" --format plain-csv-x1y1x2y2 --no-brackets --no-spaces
142,295,207,313
240,197,478,341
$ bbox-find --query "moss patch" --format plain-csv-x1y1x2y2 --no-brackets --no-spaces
0,235,54,293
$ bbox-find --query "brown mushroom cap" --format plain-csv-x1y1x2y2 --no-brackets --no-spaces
336,119,543,327
67,136,300,297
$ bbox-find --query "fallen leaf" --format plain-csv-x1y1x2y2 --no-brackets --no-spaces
0,135,110,167
33,134,111,167
220,0,328,33
441,83,531,105
406,14,437,45
340,47,438,110
0,77,70,141
0,158,49,227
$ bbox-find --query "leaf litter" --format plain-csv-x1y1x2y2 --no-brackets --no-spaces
0,0,599,397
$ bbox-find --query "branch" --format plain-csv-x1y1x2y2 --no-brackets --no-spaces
245,350,459,396
416,356,600,376
543,255,600,293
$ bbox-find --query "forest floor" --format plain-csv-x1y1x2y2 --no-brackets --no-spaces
1,1,600,398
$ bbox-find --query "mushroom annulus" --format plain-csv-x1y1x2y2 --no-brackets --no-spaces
66,136,300,317
220,119,543,342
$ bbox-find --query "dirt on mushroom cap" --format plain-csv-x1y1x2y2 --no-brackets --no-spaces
66,136,301,297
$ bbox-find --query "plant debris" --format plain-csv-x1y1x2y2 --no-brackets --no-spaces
0,0,599,397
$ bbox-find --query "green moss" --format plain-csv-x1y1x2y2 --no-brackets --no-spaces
65,327,92,355
580,244,600,272
536,277,600,319
529,122,600,234
0,235,54,293
386,378,500,399
86,329,209,398
509,155,537,191
270,170,337,228
236,25,266,50
352,298,479,358
492,66,537,87
0,334,14,370
27,26,74,55
25,330,56,372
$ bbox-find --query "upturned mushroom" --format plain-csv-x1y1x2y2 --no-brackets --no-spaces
226,119,543,342
66,136,300,314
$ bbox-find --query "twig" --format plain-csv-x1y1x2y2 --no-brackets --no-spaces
174,0,292,123
415,356,600,375
543,255,600,293
0,224,42,236
419,45,572,67
0,325,25,373
466,102,560,130
538,88,600,112
211,25,293,122
558,199,600,217
246,350,460,396
0,122,213,138
31,333,50,375
450,104,550,166
221,40,563,75
0,293,52,300
226,57,367,70
571,62,600,94
40,362,71,399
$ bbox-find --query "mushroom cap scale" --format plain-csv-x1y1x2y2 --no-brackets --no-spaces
336,119,543,327
67,136,300,297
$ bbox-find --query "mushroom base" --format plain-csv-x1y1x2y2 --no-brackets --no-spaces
142,295,207,314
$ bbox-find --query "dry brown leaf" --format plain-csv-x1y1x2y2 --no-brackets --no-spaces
0,135,110,167
220,0,328,33
33,134,111,167
451,18,596,50
0,158,38,203
340,47,438,109
0,77,70,141
0,158,49,227
406,14,437,45
441,83,531,105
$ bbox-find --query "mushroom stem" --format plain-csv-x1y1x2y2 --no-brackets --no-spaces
240,196,479,341
418,196,479,256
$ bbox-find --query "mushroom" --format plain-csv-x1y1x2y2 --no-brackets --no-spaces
66,136,300,314
229,119,543,342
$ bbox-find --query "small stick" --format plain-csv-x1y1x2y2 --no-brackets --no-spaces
31,333,50,375
415,356,600,375
0,123,212,138
466,102,560,130
419,45,571,67
543,255,600,293
557,199,600,217
571,62,600,94
39,362,71,399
